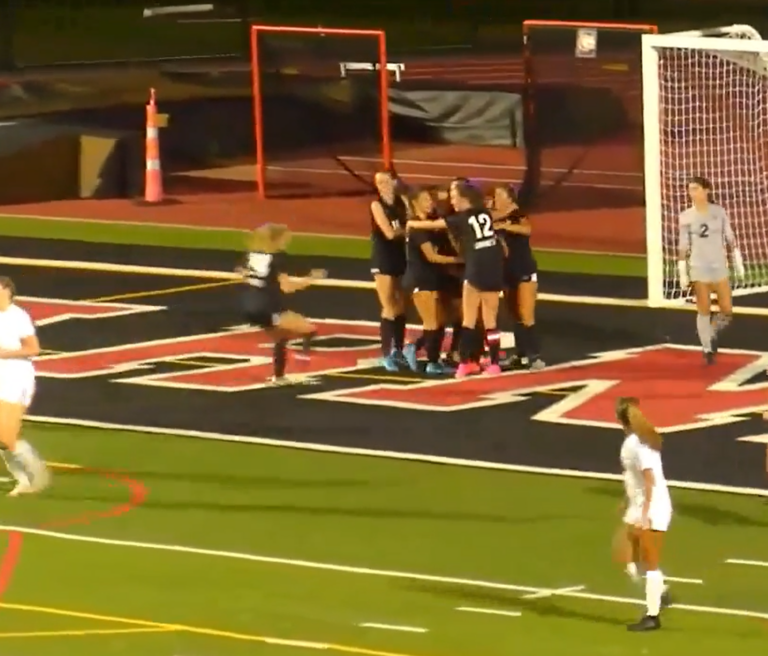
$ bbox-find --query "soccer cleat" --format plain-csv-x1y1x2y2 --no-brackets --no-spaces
7,478,33,497
528,358,546,371
483,364,502,376
704,350,715,365
403,343,420,372
425,361,448,376
627,614,661,632
455,362,481,379
267,375,291,386
381,354,400,372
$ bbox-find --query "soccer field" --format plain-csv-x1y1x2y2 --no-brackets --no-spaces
0,236,766,656
3,424,768,656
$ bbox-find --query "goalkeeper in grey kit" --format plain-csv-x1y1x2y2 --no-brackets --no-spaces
677,176,745,364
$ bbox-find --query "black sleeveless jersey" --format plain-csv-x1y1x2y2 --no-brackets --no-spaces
370,195,407,275
445,208,504,290
243,249,287,300
497,209,537,276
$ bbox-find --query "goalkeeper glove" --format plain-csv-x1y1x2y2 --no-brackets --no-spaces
677,260,690,290
732,248,745,278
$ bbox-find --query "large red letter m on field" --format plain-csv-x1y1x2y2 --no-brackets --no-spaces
305,345,768,432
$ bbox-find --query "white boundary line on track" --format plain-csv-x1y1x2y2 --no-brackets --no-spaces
3,255,768,315
1,524,765,622
23,415,768,498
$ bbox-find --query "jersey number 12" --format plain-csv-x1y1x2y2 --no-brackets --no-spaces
468,213,495,240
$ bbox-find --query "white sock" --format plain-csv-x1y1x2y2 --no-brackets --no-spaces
625,562,642,583
1,450,30,484
12,440,43,474
645,569,665,616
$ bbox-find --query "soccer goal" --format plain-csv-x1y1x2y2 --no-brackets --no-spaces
642,25,768,308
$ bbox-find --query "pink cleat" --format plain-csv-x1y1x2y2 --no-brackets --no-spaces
455,362,481,378
483,364,502,376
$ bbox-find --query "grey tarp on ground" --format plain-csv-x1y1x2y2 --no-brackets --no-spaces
388,88,524,148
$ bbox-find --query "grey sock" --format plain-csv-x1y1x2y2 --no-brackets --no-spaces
1,450,30,484
713,313,732,336
697,313,712,351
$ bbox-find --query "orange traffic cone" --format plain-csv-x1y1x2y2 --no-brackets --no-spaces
137,88,171,205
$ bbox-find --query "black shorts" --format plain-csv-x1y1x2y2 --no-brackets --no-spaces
371,248,406,278
439,274,463,299
403,265,442,293
505,268,538,288
242,290,281,328
465,264,505,293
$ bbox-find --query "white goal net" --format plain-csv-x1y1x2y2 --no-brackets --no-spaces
642,25,768,308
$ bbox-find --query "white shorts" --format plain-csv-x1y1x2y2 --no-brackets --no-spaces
623,503,673,532
0,369,35,408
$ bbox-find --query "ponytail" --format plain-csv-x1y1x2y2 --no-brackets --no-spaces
616,397,662,450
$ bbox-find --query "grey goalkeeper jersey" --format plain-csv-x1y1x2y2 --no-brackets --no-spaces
678,203,734,268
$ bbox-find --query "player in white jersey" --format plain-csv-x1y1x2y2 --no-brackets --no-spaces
677,176,744,364
614,397,672,632
0,277,49,496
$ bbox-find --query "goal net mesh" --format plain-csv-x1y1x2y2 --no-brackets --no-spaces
658,31,768,300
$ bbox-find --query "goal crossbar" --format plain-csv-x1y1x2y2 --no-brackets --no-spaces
642,24,768,308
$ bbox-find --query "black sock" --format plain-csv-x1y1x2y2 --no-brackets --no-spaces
274,339,287,377
459,325,476,363
486,329,501,365
435,326,446,358
448,323,462,356
515,322,528,359
473,326,486,361
424,330,442,363
302,330,316,354
413,333,426,351
524,323,540,359
380,318,394,357
393,314,406,352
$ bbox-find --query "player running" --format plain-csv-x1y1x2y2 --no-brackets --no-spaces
615,397,672,632
0,276,50,496
677,176,744,364
238,225,326,385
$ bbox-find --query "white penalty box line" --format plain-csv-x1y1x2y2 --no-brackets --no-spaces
0,524,762,622
5,254,768,316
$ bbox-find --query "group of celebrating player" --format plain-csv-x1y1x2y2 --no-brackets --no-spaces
369,171,542,377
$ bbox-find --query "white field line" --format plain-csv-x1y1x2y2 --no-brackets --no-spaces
1,525,765,622
725,559,768,568
521,585,585,600
24,413,768,499
457,607,522,618
662,576,704,585
359,623,427,633
4,255,768,316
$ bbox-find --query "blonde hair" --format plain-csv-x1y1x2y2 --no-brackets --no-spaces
246,224,290,253
616,397,662,451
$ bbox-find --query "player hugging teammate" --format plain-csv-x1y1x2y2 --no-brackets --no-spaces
370,173,543,377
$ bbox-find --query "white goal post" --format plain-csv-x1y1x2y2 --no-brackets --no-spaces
642,24,768,308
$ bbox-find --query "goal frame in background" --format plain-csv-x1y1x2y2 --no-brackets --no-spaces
642,25,768,309
249,24,392,200
520,20,658,207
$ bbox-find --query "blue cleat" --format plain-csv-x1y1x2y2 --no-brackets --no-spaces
425,361,448,376
382,354,400,372
403,343,419,372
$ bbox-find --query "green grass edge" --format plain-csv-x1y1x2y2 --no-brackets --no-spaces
0,215,646,278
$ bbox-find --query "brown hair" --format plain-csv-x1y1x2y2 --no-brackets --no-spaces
616,396,662,451
246,224,290,253
406,186,435,219
454,180,485,209
0,276,15,299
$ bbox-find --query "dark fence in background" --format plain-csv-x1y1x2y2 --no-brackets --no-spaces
1,0,768,69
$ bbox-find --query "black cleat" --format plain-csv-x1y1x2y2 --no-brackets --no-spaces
704,350,715,365
660,590,672,610
627,614,661,632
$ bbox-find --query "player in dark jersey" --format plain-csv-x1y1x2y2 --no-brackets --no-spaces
237,224,326,385
370,171,408,371
491,184,544,370
407,180,505,377
401,187,463,374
